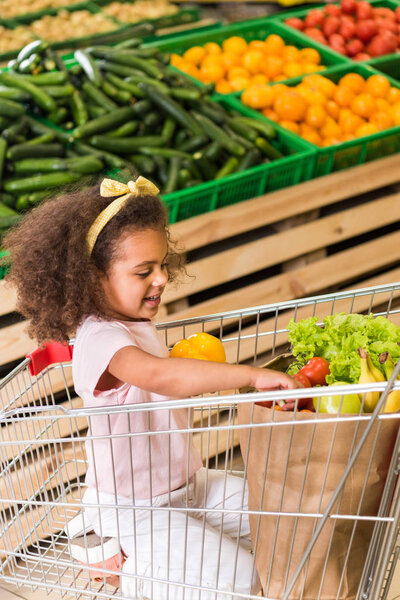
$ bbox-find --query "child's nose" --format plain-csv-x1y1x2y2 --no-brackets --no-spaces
153,268,168,287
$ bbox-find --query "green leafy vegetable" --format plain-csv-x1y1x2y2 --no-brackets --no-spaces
287,313,400,384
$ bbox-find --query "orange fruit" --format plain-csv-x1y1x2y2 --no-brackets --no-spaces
227,66,249,81
183,46,206,66
339,73,365,94
230,76,251,92
387,87,400,104
220,52,240,71
282,45,301,62
355,122,379,138
241,50,264,75
199,62,225,83
333,86,355,108
322,137,342,147
351,93,376,119
170,53,185,68
178,63,201,79
299,47,321,64
343,133,356,142
274,90,307,121
365,74,391,99
251,74,269,85
273,83,289,95
325,100,340,120
390,102,400,125
241,84,275,109
302,129,322,146
204,42,221,56
370,111,393,130
302,74,334,98
298,86,326,106
302,62,321,74
263,55,284,79
222,36,248,55
215,79,232,94
375,98,390,112
320,116,342,140
283,62,304,79
248,40,266,52
264,34,285,56
305,104,327,128
262,108,279,121
338,110,364,134
279,119,300,134
201,54,223,69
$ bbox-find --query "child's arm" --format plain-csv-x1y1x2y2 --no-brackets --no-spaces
107,346,299,397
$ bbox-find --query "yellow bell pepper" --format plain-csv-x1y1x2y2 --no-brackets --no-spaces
170,332,226,363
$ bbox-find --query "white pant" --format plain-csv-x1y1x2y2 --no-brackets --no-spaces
83,468,260,600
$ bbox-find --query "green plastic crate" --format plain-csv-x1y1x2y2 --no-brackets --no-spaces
143,17,348,94
366,54,400,80
235,62,400,177
0,249,10,281
272,0,400,64
163,97,316,224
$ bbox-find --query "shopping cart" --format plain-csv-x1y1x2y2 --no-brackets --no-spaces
0,282,399,600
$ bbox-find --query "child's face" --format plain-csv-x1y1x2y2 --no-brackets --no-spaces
100,228,169,321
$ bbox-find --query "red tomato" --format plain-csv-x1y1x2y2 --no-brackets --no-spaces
329,33,347,53
376,18,398,34
356,1,373,20
325,4,341,17
353,51,371,60
298,357,330,386
341,0,357,15
323,16,341,37
347,38,365,56
304,27,328,43
373,7,396,20
356,19,378,42
368,33,397,55
340,20,356,40
396,6,400,23
292,372,312,388
305,9,325,28
285,17,304,30
346,39,364,55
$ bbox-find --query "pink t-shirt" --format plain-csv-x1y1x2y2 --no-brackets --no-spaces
72,316,202,499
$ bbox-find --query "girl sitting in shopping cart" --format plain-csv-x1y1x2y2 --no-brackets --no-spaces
4,175,299,600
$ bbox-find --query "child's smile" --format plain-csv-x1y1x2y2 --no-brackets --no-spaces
100,227,169,321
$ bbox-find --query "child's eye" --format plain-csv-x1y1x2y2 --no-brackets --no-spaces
137,271,151,278
161,262,169,270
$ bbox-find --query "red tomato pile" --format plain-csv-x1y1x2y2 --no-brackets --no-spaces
285,0,400,60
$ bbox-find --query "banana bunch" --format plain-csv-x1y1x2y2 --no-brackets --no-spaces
379,352,400,413
357,347,385,412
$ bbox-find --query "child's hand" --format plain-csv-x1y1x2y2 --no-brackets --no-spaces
251,368,301,392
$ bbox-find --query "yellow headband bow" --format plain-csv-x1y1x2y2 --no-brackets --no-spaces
87,176,160,255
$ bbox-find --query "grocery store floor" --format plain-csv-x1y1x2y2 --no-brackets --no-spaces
1,558,399,600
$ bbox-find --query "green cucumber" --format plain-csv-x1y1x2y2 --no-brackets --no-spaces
0,193,16,208
0,86,30,102
161,117,176,143
41,84,75,98
193,152,216,180
4,171,82,194
0,116,12,130
178,168,192,185
105,53,163,79
18,54,40,74
82,81,117,112
0,138,7,186
26,116,69,143
48,107,68,125
227,117,258,142
164,156,181,195
65,156,104,174
203,142,221,162
106,120,138,138
114,38,142,49
153,155,168,186
12,158,68,174
104,72,143,98
16,196,30,211
139,147,191,159
139,84,203,137
223,126,254,150
178,135,207,153
101,80,131,105
87,104,107,119
73,106,135,139
19,71,68,86
0,212,21,226
70,90,89,127
7,143,65,161
89,135,164,154
72,141,126,169
175,129,187,146
144,112,161,129
125,74,169,94
100,60,145,79
237,148,262,172
0,98,26,119
193,101,226,125
28,191,50,205
232,117,276,139
192,112,245,157
16,41,48,65
255,137,283,160
2,118,28,143
132,99,152,116
183,179,202,189
25,132,54,145
215,157,239,180
130,154,155,175
0,72,56,113
169,88,201,102
74,50,102,87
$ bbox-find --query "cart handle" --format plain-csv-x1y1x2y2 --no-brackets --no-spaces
26,342,73,376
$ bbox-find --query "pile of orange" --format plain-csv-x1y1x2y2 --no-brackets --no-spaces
241,72,400,147
170,34,326,94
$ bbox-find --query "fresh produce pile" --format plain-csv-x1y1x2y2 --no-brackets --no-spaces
285,312,400,414
0,38,286,239
285,0,400,60
104,0,179,24
0,0,83,19
170,33,327,94
241,72,400,146
0,25,37,54
27,10,118,43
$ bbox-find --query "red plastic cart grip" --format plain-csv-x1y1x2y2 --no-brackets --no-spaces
27,342,74,376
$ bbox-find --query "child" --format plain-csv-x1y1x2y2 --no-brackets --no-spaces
4,175,299,600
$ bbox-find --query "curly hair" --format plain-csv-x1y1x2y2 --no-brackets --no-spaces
3,176,184,344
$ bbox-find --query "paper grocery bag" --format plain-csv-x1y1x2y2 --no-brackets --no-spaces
238,404,398,600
